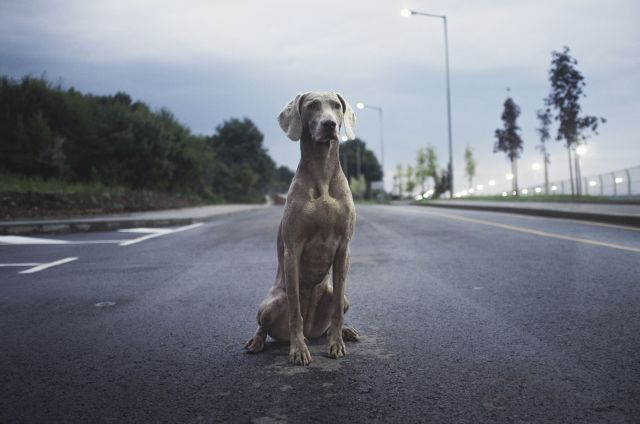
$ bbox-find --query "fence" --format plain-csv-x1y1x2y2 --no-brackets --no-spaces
519,165,640,197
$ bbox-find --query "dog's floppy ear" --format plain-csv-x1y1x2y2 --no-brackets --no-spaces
336,93,356,140
278,93,306,141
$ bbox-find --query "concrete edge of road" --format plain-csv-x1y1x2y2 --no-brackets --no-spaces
415,202,640,228
0,205,269,236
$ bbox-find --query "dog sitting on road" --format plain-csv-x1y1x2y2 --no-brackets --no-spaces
244,92,360,365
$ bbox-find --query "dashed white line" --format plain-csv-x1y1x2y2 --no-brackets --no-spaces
18,257,78,274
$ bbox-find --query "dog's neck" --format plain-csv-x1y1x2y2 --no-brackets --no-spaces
297,135,342,195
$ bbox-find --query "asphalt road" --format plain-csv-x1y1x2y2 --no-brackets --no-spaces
1,205,639,423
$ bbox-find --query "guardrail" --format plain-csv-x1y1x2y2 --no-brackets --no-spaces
520,165,640,197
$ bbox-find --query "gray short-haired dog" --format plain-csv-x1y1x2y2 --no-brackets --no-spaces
245,92,360,365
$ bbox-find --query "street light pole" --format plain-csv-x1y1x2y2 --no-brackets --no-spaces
356,102,385,189
401,9,454,197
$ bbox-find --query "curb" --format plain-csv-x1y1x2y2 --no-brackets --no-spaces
416,202,640,228
0,206,267,236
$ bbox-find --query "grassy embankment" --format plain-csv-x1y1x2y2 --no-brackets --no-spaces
0,173,216,219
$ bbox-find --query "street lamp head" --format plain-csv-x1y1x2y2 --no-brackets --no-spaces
400,8,413,17
356,102,365,110
341,135,349,142
531,163,541,171
576,145,587,156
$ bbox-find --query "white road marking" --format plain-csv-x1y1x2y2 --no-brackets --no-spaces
18,257,78,274
118,223,203,246
0,236,122,245
0,223,204,248
0,236,70,245
404,207,640,254
0,263,40,267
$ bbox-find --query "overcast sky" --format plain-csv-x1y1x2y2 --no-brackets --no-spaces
2,0,639,193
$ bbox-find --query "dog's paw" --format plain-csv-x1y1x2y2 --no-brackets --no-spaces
289,340,312,366
328,338,346,359
342,326,360,342
244,335,265,353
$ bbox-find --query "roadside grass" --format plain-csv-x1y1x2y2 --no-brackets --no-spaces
417,194,640,204
0,172,127,195
0,172,221,218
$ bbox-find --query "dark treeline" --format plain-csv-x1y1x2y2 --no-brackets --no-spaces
0,75,292,203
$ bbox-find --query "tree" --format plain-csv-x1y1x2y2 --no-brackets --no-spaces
494,96,524,195
545,46,605,196
405,164,416,196
424,145,439,188
434,168,449,199
207,118,276,203
464,144,476,190
536,108,552,194
340,138,382,199
415,148,428,194
394,163,404,198
349,175,366,200
272,165,295,194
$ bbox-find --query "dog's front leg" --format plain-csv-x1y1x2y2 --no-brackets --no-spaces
284,246,312,365
328,243,349,359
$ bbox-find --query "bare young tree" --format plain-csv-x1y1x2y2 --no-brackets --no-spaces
536,108,552,194
545,46,605,196
464,144,477,190
494,96,524,195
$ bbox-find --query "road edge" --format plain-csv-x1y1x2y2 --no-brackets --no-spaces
0,205,269,236
415,202,640,228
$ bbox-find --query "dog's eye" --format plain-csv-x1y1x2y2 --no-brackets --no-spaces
330,102,342,110
307,101,320,109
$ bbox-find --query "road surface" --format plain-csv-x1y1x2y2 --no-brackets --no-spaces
1,205,639,423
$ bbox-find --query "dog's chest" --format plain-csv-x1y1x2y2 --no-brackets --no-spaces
301,194,353,237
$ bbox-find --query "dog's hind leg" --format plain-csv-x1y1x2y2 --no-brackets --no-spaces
245,287,289,353
244,326,267,353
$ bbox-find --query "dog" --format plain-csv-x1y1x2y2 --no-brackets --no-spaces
244,92,359,365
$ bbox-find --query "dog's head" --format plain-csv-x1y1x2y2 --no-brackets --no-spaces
278,92,356,143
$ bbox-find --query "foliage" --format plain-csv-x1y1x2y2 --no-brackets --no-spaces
494,96,524,193
207,118,278,203
405,164,416,195
545,46,605,148
415,148,428,193
494,97,524,162
273,166,295,194
464,145,476,188
394,163,404,197
349,175,366,200
0,75,290,203
339,138,382,199
535,109,552,163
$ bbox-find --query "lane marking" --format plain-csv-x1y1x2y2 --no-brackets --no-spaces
0,236,70,245
0,263,40,267
403,207,640,254
118,222,203,246
0,236,123,245
18,257,78,274
445,207,640,233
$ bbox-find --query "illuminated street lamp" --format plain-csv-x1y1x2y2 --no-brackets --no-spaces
355,101,385,189
400,8,454,198
531,163,541,171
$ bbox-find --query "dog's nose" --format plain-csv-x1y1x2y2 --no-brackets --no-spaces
321,120,337,130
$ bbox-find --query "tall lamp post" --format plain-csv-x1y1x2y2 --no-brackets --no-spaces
401,8,454,197
355,102,385,189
